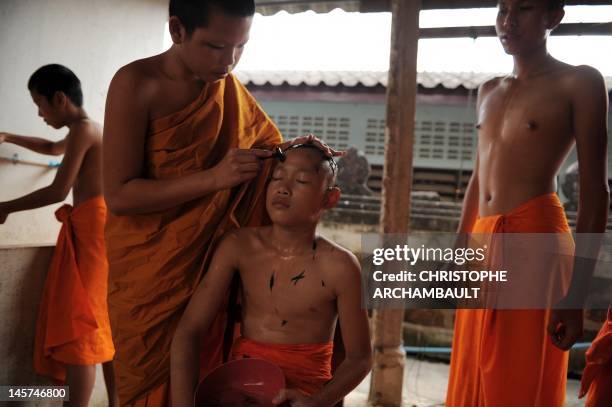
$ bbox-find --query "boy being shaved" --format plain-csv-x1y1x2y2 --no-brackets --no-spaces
171,144,372,406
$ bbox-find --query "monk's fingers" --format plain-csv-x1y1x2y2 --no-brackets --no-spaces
237,171,259,182
234,148,273,158
238,163,262,173
272,388,303,404
302,134,345,158
249,148,274,158
272,389,290,404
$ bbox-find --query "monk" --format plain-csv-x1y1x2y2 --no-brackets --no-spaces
580,309,612,406
445,0,609,406
102,1,339,405
171,144,372,407
0,64,118,407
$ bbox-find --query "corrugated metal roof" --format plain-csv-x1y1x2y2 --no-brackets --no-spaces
236,70,612,90
236,70,498,89
256,1,361,15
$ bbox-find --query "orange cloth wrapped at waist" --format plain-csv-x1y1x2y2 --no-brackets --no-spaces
230,337,333,396
446,193,572,407
105,74,282,406
580,309,612,407
34,196,114,382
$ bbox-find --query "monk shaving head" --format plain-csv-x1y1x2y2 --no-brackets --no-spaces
266,144,340,227
496,0,565,56
168,0,255,82
27,64,83,130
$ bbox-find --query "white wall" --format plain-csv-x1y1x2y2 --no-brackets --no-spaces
0,0,168,247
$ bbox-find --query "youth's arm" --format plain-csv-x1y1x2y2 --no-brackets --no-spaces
0,132,66,155
0,127,92,221
170,232,240,407
457,152,480,234
457,81,492,235
103,66,271,216
548,66,610,350
276,253,372,406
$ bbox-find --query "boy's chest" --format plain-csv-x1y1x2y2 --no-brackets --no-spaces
239,257,336,314
478,83,573,151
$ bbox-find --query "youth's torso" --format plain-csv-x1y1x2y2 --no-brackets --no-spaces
477,66,577,216
72,121,103,206
237,229,338,345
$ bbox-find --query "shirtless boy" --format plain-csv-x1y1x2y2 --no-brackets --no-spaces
445,1,609,406
0,64,117,407
171,144,372,407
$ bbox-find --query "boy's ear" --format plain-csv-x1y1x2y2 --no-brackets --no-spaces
169,16,187,45
323,187,341,209
547,8,564,30
52,91,67,108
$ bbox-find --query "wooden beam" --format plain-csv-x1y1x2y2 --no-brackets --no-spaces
420,22,612,38
421,0,612,8
368,0,420,406
256,0,612,12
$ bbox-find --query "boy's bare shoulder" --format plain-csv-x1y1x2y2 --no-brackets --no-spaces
221,226,268,250
316,237,361,278
67,119,102,143
564,64,607,92
478,76,504,97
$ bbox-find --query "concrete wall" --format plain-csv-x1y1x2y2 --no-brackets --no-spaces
0,246,111,406
0,0,168,247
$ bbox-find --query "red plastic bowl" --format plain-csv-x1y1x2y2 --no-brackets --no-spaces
194,358,285,407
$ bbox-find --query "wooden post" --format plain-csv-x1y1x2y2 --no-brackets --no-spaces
368,0,420,406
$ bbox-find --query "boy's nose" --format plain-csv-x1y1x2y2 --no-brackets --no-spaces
221,48,237,67
503,12,518,29
276,186,290,196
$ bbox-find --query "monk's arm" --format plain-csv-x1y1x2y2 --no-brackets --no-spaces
103,67,271,215
0,128,91,216
0,132,66,155
311,254,372,406
569,67,609,301
548,67,609,350
170,232,239,407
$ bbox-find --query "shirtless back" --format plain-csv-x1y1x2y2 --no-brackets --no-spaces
63,119,103,206
0,64,103,219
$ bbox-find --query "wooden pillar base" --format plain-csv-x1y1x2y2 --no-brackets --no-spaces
368,345,406,407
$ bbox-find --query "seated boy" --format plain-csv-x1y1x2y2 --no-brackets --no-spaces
171,144,372,406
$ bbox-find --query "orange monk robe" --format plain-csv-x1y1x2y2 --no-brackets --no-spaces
105,74,283,406
34,196,115,382
446,193,572,407
580,309,612,407
230,337,333,396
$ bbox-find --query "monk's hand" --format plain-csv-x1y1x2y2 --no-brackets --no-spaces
547,307,584,351
211,148,273,189
0,132,7,144
272,388,318,407
280,134,345,158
